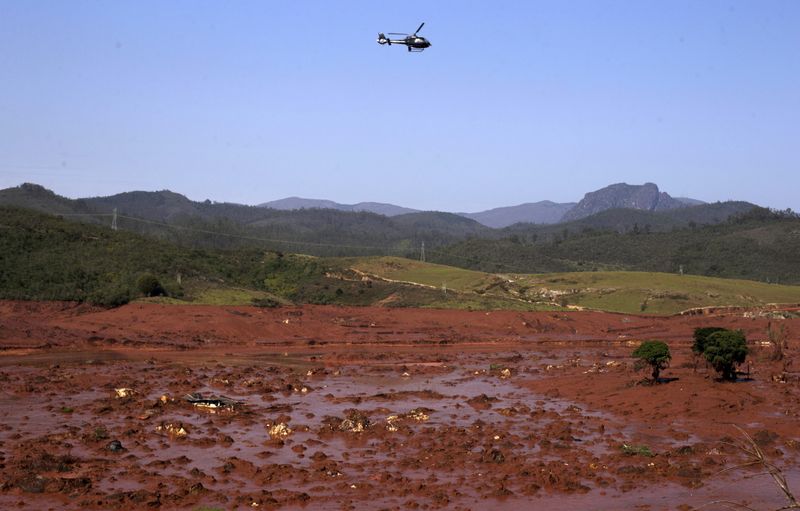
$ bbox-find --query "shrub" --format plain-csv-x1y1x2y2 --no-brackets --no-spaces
632,340,671,382
252,297,281,308
621,443,655,457
88,282,131,307
704,330,748,381
766,322,787,361
136,273,165,297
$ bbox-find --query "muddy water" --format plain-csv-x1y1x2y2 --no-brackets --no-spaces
1,345,798,510
2,301,800,509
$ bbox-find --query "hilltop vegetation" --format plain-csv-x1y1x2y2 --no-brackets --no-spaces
0,183,756,260
0,184,491,256
0,207,531,310
4,184,800,301
3,206,800,314
433,208,800,284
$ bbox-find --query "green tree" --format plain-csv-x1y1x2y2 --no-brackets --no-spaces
692,327,727,355
703,330,748,381
632,340,671,383
136,273,165,297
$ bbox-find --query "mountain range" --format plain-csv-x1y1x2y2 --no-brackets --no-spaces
0,181,755,260
260,182,704,227
7,181,798,284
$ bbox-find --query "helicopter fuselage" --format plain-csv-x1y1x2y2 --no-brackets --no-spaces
377,25,431,52
395,36,430,49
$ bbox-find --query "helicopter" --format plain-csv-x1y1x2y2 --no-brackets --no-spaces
377,22,431,52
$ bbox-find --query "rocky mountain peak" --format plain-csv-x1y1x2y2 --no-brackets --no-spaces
561,182,685,222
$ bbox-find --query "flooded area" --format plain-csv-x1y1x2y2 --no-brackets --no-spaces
1,301,799,509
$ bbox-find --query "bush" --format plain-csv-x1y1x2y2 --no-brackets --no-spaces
136,273,165,297
252,297,281,308
621,443,655,457
766,322,787,361
704,330,748,381
88,282,131,307
632,340,671,382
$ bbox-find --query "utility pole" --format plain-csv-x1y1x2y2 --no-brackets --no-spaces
111,208,118,231
420,241,425,262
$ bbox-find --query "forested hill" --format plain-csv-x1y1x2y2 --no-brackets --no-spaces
0,184,492,255
0,206,528,310
432,208,800,284
502,201,756,237
0,183,760,261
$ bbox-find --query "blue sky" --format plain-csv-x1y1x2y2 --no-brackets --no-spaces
0,1,798,212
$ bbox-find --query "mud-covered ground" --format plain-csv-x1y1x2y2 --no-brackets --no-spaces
1,301,799,510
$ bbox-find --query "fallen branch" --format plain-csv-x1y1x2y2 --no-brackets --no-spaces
696,425,799,511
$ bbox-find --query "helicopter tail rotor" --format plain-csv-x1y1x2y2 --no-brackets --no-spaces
377,33,389,45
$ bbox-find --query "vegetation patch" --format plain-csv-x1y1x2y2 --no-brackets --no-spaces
620,444,655,457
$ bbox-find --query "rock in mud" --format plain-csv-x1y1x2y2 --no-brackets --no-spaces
106,440,124,452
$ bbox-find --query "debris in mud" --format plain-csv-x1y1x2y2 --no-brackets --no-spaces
406,408,430,421
467,393,498,409
497,404,531,416
323,409,371,433
106,440,124,452
385,408,432,431
156,422,188,437
385,416,400,432
268,422,292,439
114,387,134,398
753,429,779,447
184,392,241,411
138,408,159,420
482,448,506,463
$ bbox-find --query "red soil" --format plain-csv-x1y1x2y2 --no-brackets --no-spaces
1,300,798,510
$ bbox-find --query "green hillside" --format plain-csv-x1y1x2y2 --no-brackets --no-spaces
513,271,800,314
0,184,759,262
433,208,800,284
0,183,490,256
0,207,530,310
3,206,799,315
349,257,800,315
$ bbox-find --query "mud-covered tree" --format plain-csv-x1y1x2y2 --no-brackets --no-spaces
632,340,671,383
703,330,748,381
767,321,788,361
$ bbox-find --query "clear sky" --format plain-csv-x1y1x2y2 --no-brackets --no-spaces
1,1,798,212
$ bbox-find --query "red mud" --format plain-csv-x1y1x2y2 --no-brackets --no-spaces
1,300,799,510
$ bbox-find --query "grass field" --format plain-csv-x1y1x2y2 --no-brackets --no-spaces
345,257,498,292
516,271,800,314
349,257,800,315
